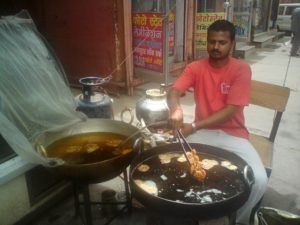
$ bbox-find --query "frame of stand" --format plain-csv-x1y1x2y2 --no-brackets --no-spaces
145,210,236,225
72,169,132,225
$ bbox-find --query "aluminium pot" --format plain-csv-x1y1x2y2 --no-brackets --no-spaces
135,89,169,129
130,143,254,219
35,119,142,183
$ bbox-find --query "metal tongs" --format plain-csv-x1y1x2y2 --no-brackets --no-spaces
176,129,192,166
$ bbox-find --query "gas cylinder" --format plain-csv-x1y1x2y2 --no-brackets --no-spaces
75,76,113,119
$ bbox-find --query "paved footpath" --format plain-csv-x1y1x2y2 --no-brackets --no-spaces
245,36,300,214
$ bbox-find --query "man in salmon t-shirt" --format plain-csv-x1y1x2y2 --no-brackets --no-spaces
168,20,268,225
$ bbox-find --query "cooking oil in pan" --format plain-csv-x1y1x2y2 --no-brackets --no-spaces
46,132,132,164
132,152,245,204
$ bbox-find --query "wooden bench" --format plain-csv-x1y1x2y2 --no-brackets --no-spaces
249,80,290,177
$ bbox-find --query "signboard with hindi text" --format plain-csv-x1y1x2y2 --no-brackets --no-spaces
194,12,225,50
132,13,163,72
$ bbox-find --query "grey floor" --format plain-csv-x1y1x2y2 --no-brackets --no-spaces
30,36,300,225
30,196,147,225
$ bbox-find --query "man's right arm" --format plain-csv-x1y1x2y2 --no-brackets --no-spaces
167,87,185,129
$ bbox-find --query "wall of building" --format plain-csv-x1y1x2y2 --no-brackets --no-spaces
1,0,127,86
0,175,29,225
0,162,70,225
32,0,126,85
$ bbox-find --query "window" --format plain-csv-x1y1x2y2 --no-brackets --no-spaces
278,6,284,15
286,6,297,15
132,0,162,13
197,0,216,12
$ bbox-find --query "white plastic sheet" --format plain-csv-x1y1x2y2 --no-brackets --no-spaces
0,10,87,166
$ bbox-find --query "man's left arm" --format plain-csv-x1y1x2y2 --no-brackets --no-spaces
181,104,240,136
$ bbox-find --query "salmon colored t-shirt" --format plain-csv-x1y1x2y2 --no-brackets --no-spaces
173,57,252,139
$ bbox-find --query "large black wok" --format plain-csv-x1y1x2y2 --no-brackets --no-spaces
130,143,254,219
35,119,142,183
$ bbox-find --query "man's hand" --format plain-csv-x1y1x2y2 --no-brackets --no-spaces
169,107,183,129
167,87,185,130
179,123,194,137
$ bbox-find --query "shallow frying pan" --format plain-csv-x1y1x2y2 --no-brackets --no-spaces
130,143,254,219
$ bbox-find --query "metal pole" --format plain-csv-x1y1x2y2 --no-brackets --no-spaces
224,0,233,22
224,0,230,21
163,0,170,86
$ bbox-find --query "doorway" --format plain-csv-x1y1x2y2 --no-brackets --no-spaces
131,0,185,76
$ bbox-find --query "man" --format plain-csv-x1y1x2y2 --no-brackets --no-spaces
167,20,268,225
291,7,300,56
270,0,279,29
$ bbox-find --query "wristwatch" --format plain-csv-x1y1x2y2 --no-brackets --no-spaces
191,122,197,133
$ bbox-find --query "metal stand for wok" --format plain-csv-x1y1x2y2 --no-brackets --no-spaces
72,169,132,225
145,211,237,225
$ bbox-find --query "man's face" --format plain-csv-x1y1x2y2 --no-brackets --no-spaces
207,30,234,60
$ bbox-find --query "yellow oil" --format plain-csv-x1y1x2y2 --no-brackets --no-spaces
46,132,132,164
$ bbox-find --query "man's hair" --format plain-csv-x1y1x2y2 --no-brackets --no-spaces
208,20,235,41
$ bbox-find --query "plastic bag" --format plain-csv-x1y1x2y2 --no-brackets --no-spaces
0,10,87,166
254,207,300,225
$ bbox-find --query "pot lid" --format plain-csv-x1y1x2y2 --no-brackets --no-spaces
146,89,166,99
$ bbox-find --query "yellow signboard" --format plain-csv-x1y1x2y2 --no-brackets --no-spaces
194,13,225,50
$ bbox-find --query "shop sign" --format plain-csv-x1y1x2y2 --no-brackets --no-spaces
233,15,250,38
194,12,225,50
132,13,163,72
